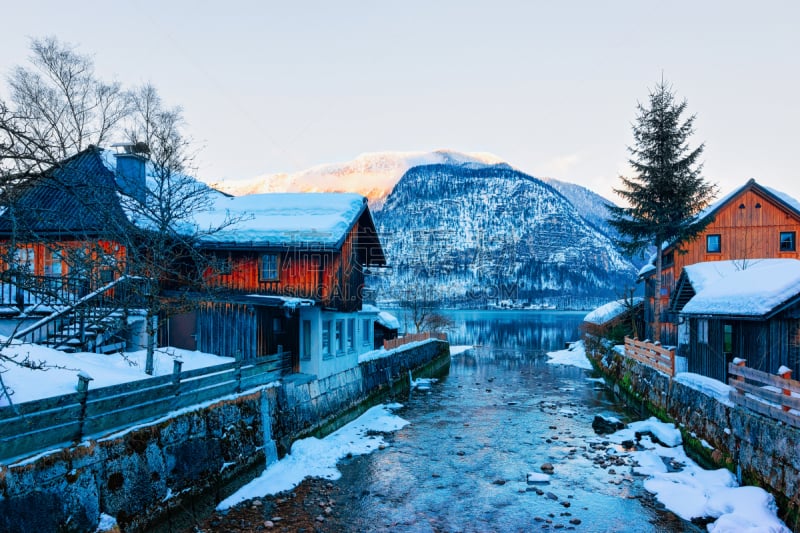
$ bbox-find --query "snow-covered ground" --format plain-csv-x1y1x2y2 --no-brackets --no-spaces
0,339,233,405
608,418,789,532
217,403,409,510
545,340,593,370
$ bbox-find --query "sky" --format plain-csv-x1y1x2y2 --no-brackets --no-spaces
1,0,798,202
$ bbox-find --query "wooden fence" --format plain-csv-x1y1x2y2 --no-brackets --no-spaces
384,332,447,351
728,362,800,429
0,351,290,463
624,336,676,377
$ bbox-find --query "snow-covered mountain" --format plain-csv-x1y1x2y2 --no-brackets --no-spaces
220,150,505,210
370,164,639,309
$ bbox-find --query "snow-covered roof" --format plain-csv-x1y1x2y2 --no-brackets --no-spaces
196,193,367,247
583,298,642,325
377,310,400,330
681,259,800,317
100,148,371,249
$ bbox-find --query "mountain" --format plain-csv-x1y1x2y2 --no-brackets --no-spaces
370,164,639,309
219,150,504,210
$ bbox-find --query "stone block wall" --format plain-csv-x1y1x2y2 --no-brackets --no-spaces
0,340,450,532
595,350,800,524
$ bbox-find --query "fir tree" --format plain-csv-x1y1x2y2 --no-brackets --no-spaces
608,80,716,341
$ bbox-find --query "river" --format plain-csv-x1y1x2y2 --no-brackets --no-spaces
329,310,697,532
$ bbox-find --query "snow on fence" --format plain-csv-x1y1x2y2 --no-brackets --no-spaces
384,332,447,351
728,361,800,429
0,351,290,463
623,336,676,377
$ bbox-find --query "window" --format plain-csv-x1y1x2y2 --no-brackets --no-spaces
362,318,371,345
706,234,721,253
322,320,331,359
259,254,279,281
301,320,311,361
780,232,796,252
698,319,708,345
347,319,355,351
335,320,344,355
723,323,733,354
45,250,64,277
272,317,283,333
13,248,35,272
661,251,674,267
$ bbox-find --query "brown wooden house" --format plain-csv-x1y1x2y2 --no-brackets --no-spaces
162,192,388,376
640,179,800,349
0,146,389,378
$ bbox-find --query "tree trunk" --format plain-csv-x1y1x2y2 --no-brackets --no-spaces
145,311,157,375
653,241,662,343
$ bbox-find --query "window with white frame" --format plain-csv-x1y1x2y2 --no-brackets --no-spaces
301,320,312,361
362,319,371,345
697,319,709,345
322,320,332,359
259,253,279,281
335,320,344,355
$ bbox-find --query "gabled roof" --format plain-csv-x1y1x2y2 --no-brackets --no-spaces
0,147,130,237
680,259,800,318
639,179,800,279
692,178,800,228
583,298,643,326
194,193,387,265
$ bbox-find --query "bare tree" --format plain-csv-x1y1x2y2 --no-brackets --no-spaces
116,84,239,374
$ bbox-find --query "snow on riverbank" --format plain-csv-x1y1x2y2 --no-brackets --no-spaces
0,340,233,405
217,403,409,510
546,340,593,370
609,417,789,532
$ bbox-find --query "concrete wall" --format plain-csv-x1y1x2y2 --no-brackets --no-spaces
591,348,800,527
0,339,450,533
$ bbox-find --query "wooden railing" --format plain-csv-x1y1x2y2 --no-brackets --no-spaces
384,332,447,351
728,361,800,428
0,351,289,463
624,336,676,376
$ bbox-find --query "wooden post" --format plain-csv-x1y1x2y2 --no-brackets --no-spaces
76,372,93,444
732,358,746,382
172,359,183,395
778,366,792,412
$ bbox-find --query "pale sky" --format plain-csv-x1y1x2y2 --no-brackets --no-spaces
1,1,798,202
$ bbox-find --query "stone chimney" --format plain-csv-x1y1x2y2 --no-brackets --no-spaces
112,142,149,202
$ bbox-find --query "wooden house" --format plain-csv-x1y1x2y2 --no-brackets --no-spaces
580,298,644,344
677,259,800,381
640,179,800,349
162,192,387,377
0,145,389,378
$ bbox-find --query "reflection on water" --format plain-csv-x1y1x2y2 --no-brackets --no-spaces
330,311,695,532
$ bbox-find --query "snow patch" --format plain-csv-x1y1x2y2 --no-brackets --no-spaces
546,341,593,370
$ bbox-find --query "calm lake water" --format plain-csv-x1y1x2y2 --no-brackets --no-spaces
332,310,697,532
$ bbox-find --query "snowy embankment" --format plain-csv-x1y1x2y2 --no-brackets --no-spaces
217,403,408,510
545,340,593,370
609,418,789,532
0,339,233,405
358,342,473,364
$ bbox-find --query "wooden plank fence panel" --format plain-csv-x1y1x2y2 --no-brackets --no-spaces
730,391,800,429
173,381,239,410
0,404,83,436
85,374,173,400
728,379,800,411
728,364,800,394
0,423,80,460
83,396,179,436
0,392,83,421
179,361,239,380
624,337,676,376
84,383,175,418
239,371,282,391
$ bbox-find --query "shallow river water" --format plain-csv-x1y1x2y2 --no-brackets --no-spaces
331,311,698,532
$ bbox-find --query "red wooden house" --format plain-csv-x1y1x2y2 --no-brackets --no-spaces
640,179,800,351
0,146,388,377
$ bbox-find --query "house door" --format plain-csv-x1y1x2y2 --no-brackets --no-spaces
167,311,197,351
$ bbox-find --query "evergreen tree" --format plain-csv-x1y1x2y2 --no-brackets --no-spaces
608,80,716,341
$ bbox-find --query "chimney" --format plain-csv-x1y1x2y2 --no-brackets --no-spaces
112,142,149,202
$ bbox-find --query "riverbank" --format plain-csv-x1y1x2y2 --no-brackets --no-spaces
0,339,450,533
585,342,800,531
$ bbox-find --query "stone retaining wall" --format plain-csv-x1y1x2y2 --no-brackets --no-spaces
593,348,800,528
0,340,450,533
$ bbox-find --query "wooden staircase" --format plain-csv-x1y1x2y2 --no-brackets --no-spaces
8,276,144,354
